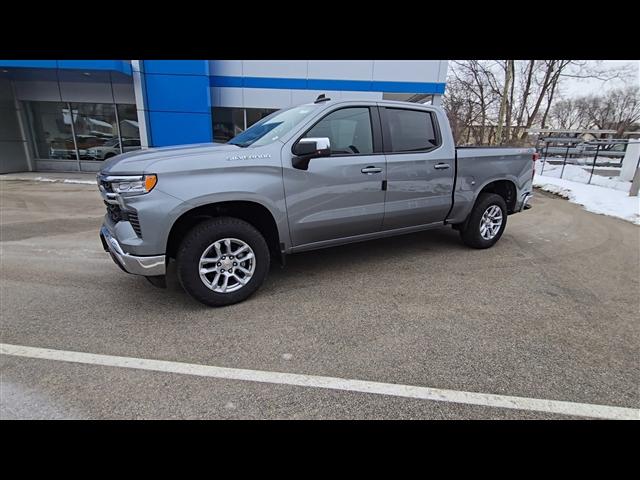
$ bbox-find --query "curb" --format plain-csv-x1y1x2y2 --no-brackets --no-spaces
0,176,96,185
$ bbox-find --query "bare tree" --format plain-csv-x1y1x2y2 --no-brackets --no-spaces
443,60,635,146
495,60,513,144
449,61,501,144
581,86,640,135
549,98,589,130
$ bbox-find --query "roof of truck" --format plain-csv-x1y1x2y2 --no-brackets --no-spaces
305,97,442,110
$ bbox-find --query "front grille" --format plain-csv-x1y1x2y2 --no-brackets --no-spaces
105,202,124,223
104,201,142,238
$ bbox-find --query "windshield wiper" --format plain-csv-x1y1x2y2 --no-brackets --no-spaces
227,141,249,148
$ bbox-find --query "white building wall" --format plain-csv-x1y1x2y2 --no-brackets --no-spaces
209,60,447,109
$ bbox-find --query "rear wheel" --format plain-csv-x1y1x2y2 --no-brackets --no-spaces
176,217,270,307
459,193,507,249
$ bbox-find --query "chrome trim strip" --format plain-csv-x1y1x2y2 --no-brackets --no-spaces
98,174,144,182
100,191,120,205
100,226,165,276
102,175,144,182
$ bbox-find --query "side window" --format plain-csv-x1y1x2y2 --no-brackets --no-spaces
304,107,373,155
386,108,439,152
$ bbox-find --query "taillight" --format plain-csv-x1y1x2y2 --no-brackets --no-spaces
532,152,539,178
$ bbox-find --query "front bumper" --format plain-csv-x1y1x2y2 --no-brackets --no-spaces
100,226,166,276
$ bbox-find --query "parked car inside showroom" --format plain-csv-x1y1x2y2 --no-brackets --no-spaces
87,138,141,160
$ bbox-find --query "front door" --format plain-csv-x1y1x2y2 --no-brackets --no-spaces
282,106,386,247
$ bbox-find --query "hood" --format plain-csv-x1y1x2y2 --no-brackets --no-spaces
99,142,243,175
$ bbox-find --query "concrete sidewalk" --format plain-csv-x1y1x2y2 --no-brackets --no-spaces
0,171,97,184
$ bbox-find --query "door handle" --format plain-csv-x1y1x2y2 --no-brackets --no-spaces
361,166,382,174
434,163,450,170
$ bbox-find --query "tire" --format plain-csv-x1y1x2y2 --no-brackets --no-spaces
104,153,115,160
459,193,508,249
176,217,270,307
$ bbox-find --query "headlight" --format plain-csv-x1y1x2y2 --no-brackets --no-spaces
110,174,157,195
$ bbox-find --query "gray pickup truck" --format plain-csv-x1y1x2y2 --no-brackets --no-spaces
98,96,535,306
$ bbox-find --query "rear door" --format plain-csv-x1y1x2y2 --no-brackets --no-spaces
282,105,387,247
379,106,454,230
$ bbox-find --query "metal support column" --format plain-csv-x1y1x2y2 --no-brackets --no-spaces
67,102,81,172
588,144,600,185
560,144,570,179
540,140,550,175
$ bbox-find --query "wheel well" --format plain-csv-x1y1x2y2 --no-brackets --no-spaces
166,201,282,262
479,180,517,213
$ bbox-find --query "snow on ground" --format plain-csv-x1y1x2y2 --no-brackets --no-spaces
534,161,639,225
536,160,629,191
542,155,624,167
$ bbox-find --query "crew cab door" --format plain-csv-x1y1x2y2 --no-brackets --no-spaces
282,105,386,248
379,106,454,230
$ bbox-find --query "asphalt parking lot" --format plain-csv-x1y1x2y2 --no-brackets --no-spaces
1,178,638,419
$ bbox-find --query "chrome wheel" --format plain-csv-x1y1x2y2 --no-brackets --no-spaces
198,238,255,293
479,205,503,240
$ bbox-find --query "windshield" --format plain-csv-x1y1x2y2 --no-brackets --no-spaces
102,137,120,147
228,104,319,148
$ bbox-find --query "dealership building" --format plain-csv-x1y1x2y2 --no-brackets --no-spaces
0,60,448,173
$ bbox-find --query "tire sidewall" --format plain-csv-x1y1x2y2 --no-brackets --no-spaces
176,218,270,307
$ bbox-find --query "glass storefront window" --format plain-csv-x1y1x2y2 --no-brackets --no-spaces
212,107,245,143
211,107,279,143
23,101,139,162
246,108,278,128
71,103,118,159
117,104,141,154
25,102,75,160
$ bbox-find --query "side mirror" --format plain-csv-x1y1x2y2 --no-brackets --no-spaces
292,137,331,170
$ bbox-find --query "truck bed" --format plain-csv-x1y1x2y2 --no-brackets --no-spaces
445,147,535,224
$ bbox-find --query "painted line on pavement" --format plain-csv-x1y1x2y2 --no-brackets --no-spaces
1,343,638,420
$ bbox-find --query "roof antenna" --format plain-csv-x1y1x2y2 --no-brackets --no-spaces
314,94,331,103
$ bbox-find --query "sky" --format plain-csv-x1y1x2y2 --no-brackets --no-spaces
560,60,639,97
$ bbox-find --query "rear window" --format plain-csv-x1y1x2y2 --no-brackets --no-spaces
386,108,439,152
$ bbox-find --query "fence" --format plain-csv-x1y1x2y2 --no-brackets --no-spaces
536,138,636,186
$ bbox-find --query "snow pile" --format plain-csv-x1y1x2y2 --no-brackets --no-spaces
533,173,640,225
62,179,96,185
30,176,58,182
536,161,630,192
547,155,624,166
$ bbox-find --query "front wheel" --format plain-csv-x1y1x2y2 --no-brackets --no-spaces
459,193,508,249
176,217,270,307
